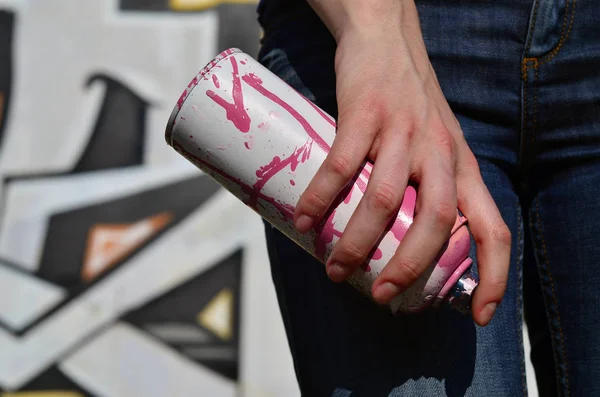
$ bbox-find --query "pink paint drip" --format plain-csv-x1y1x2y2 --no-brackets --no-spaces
187,76,199,89
242,73,331,153
176,76,200,109
253,140,313,195
177,89,188,109
172,141,295,219
258,121,268,129
244,135,254,150
175,49,242,111
372,250,383,260
361,166,372,179
206,57,251,133
343,185,355,204
290,179,295,186
212,74,220,88
355,174,368,194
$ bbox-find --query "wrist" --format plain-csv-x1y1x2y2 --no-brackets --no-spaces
308,0,409,43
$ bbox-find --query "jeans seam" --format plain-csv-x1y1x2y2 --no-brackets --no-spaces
524,0,541,54
531,199,571,396
530,66,539,154
516,201,528,397
523,0,577,65
539,0,577,65
519,59,538,190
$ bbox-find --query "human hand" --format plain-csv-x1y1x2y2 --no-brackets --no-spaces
299,0,511,326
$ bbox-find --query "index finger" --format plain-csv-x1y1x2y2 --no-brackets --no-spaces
293,107,377,232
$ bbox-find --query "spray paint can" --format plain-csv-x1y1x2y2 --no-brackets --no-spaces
165,48,478,315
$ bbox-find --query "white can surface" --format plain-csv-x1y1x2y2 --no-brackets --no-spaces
166,48,478,314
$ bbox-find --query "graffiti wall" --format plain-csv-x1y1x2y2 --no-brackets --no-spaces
0,1,299,396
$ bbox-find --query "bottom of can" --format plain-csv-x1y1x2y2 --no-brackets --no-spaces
436,265,479,315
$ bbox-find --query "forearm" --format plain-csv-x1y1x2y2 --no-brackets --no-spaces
306,0,408,42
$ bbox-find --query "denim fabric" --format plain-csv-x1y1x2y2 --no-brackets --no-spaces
256,1,600,396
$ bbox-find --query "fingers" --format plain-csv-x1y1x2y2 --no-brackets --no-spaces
456,154,511,326
293,104,377,232
372,151,458,304
325,134,409,282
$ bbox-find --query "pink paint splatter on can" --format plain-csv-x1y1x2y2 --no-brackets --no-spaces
243,73,331,153
212,74,220,88
244,135,254,150
206,57,251,133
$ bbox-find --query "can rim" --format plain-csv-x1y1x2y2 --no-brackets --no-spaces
164,47,243,147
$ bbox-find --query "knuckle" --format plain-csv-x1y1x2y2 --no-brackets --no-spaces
433,126,456,158
388,115,416,141
336,241,366,264
340,95,384,128
462,151,479,169
367,182,400,216
325,154,355,180
403,121,416,142
392,259,423,285
485,275,508,296
456,148,481,179
449,115,463,133
494,278,508,293
430,201,457,230
301,192,328,214
491,222,512,247
358,93,386,116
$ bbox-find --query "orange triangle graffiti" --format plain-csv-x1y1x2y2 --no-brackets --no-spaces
82,212,173,282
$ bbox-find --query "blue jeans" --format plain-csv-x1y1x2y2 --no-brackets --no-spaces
256,0,600,395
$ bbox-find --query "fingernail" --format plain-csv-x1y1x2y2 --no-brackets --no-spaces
294,214,314,232
373,282,400,303
326,262,347,282
480,302,497,325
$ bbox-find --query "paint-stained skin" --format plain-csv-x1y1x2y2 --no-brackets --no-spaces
166,49,478,314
